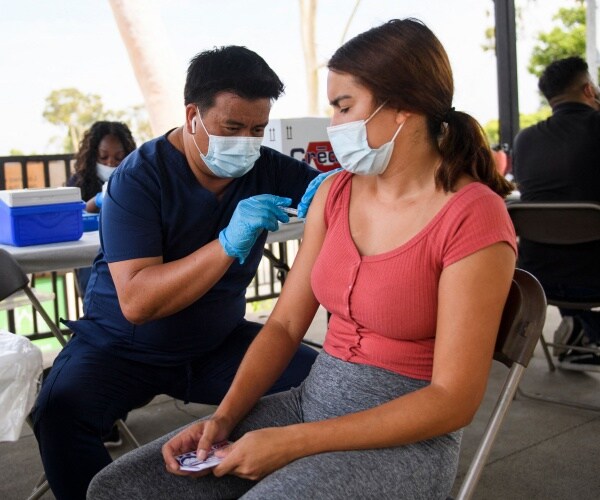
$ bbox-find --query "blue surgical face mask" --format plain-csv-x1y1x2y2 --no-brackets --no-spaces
96,162,116,183
327,102,405,176
191,107,263,178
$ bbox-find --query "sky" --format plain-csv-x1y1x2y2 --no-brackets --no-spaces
0,0,573,155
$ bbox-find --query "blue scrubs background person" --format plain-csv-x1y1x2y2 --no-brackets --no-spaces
32,45,323,500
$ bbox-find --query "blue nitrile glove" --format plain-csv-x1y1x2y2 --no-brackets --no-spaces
94,191,104,208
297,168,343,219
219,194,292,264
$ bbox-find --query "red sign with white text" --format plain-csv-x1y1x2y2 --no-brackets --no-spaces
303,141,340,172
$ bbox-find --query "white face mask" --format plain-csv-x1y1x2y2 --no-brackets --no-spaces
96,162,116,183
327,102,404,176
191,107,263,178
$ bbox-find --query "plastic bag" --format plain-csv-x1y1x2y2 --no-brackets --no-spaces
0,330,43,442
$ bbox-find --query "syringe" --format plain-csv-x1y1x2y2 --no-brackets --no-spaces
281,207,298,216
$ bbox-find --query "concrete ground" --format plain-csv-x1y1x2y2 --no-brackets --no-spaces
1,305,599,499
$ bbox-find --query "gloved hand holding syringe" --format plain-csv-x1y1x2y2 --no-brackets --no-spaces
219,194,300,264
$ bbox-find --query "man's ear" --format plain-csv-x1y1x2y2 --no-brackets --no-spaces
581,81,600,109
582,81,596,99
185,104,198,135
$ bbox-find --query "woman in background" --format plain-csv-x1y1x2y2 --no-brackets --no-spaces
68,121,136,213
88,18,516,499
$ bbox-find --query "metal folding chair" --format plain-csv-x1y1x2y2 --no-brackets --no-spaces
455,268,546,500
507,202,600,410
0,248,141,500
0,250,69,348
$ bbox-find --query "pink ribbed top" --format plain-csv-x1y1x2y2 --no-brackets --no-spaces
311,171,517,380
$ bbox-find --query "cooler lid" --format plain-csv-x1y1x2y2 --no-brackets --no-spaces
0,187,82,207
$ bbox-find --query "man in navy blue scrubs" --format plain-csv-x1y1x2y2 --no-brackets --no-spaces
32,46,321,500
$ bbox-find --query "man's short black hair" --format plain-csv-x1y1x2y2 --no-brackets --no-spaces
538,56,589,101
184,45,285,111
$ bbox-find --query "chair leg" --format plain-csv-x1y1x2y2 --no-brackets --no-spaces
24,417,51,500
455,365,526,500
23,287,69,347
539,336,556,371
26,476,50,500
517,333,600,412
516,386,600,412
116,418,141,448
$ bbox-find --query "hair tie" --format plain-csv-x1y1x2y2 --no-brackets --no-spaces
442,107,455,124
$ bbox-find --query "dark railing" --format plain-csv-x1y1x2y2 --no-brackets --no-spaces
0,154,298,342
0,154,75,191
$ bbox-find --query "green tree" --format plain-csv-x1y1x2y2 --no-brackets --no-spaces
528,3,586,78
43,88,152,153
484,107,552,145
482,1,585,77
43,88,106,153
106,104,153,145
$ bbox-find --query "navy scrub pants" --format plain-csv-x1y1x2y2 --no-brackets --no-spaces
31,321,318,500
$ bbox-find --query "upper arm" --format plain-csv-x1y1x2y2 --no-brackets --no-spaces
101,169,163,263
431,241,516,416
266,173,334,339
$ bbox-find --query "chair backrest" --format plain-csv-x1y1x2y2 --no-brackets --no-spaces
507,202,600,245
494,268,547,368
0,249,30,301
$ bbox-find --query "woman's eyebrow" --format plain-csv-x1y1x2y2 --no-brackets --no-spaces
330,95,352,106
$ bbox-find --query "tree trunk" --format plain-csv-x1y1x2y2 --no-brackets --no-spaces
107,0,182,136
69,125,80,154
299,0,319,116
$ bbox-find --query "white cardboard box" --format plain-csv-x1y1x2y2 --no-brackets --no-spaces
262,117,340,172
0,187,82,207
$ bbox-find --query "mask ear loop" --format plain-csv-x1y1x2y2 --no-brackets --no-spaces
191,107,210,158
365,100,406,143
364,101,387,124
195,107,211,136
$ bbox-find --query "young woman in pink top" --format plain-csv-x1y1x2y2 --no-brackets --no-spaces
89,18,517,499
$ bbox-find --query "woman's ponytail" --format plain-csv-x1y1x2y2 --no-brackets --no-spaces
434,111,514,197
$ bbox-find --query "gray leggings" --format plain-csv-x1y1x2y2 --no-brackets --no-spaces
88,352,461,500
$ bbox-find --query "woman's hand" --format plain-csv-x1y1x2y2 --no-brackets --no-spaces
212,427,299,481
162,415,233,476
